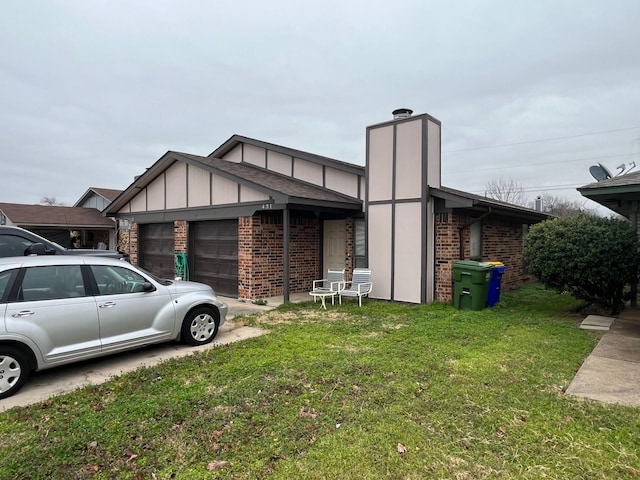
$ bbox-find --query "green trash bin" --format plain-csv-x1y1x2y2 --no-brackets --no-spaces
452,260,493,310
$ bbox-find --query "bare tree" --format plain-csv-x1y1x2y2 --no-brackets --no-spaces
539,195,596,217
40,196,66,206
485,177,528,206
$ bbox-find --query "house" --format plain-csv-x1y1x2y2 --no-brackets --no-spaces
104,110,549,302
74,187,123,211
578,171,640,224
0,197,120,250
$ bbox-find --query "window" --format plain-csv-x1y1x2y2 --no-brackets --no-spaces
20,265,85,301
90,265,150,295
0,269,17,303
0,234,33,258
470,221,482,260
354,218,367,268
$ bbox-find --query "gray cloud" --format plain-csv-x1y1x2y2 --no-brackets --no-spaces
1,0,639,212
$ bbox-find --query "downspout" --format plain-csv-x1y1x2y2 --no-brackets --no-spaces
458,208,492,259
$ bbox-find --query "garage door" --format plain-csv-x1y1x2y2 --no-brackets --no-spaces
190,220,238,297
30,229,72,248
139,223,174,279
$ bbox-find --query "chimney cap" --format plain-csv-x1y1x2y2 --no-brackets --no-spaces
392,108,413,119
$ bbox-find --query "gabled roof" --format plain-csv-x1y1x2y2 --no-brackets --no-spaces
431,185,551,223
210,135,365,175
0,203,116,228
104,149,363,215
73,187,123,207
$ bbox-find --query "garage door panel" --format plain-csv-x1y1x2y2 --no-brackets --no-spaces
139,223,174,280
190,220,238,297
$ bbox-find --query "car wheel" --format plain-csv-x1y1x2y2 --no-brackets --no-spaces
0,347,30,399
181,307,219,346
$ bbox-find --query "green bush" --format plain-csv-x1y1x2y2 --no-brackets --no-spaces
524,214,639,314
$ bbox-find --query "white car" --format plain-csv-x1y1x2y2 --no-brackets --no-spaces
0,255,227,399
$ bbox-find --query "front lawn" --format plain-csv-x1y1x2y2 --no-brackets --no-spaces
1,284,638,479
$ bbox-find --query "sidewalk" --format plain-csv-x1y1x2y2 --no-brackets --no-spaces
565,310,640,407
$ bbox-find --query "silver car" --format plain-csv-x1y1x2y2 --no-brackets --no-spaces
0,255,227,399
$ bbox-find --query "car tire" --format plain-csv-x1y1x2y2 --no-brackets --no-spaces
181,307,219,346
0,347,30,399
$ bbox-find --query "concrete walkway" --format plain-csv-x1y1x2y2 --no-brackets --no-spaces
565,310,640,407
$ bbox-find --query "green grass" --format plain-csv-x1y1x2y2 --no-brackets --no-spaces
1,284,639,479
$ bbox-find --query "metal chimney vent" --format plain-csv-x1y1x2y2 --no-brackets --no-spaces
392,108,413,119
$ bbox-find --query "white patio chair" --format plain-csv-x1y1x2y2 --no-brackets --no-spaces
339,268,372,307
309,268,345,309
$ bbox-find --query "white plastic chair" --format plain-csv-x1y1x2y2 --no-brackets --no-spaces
339,268,372,307
309,268,345,308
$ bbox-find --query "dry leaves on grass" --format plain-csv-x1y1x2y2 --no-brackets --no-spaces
299,407,318,420
397,443,407,454
207,460,229,470
124,448,138,462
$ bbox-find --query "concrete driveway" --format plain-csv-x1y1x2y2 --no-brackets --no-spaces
0,297,284,412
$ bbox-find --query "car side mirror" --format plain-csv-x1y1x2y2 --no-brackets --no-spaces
24,243,48,256
142,282,154,292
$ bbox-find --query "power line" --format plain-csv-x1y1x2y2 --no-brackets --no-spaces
457,152,638,172
445,126,640,153
467,183,586,196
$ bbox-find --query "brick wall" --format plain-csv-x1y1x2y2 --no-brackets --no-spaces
119,214,356,300
481,221,527,290
345,218,354,281
238,213,321,299
118,222,138,265
435,213,529,302
174,220,187,253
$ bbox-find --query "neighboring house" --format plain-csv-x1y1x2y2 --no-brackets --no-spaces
104,110,549,302
578,173,640,306
0,187,122,250
74,187,123,211
578,171,640,224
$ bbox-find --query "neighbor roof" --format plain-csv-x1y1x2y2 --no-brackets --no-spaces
0,203,116,228
578,171,640,217
73,187,124,207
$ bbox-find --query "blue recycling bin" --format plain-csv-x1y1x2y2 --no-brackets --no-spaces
487,262,506,307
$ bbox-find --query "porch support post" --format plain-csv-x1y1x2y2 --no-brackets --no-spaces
283,206,290,303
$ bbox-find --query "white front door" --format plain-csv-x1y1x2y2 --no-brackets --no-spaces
323,220,346,273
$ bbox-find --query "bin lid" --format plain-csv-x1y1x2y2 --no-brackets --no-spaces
453,260,493,270
486,261,504,266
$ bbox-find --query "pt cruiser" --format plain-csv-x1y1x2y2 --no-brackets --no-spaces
0,256,227,398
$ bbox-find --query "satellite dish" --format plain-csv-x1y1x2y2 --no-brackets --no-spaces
589,164,611,182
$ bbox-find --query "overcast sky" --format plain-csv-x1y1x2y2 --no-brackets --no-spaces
2,1,639,212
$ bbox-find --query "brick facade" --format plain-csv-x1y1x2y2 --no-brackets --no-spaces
118,213,332,300
118,222,138,265
174,220,187,253
117,212,525,304
238,213,321,299
434,212,529,302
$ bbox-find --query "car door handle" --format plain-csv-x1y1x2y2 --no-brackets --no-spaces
99,302,116,308
11,310,34,317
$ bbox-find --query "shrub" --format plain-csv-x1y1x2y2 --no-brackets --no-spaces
524,214,639,314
